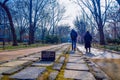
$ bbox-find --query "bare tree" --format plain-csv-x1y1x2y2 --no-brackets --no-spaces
107,1,120,39
0,0,18,46
74,16,87,43
116,0,120,5
11,0,28,42
28,0,51,44
48,0,66,35
74,0,112,45
56,25,70,42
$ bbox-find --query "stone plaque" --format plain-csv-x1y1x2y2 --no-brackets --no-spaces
41,51,55,61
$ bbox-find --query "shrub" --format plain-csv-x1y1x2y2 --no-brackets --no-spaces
45,35,60,44
106,38,120,44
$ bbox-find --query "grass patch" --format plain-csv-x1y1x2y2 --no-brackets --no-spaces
38,65,56,80
38,53,67,80
92,43,120,51
0,43,50,51
40,48,73,80
56,54,73,80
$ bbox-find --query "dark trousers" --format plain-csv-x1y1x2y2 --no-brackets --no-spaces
72,40,76,51
85,47,91,53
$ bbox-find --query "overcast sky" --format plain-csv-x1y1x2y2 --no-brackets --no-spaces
58,0,115,28
58,0,80,27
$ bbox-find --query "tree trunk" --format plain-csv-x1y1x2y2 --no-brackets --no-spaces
0,2,18,46
98,26,105,45
19,30,23,42
28,0,33,45
19,33,22,42
29,24,35,44
116,0,120,5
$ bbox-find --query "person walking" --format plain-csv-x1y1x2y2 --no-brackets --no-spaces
70,29,78,51
84,31,92,53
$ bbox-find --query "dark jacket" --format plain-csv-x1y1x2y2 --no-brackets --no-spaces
70,29,77,41
84,31,92,48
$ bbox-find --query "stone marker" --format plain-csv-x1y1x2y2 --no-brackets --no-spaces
0,60,29,67
32,61,53,66
53,63,63,71
58,57,65,63
64,70,96,80
49,71,59,80
10,67,46,80
0,67,12,74
41,51,55,61
66,63,89,71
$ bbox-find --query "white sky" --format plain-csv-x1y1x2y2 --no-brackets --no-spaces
58,0,115,28
58,0,80,27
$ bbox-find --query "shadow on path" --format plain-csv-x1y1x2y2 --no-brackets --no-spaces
84,52,96,57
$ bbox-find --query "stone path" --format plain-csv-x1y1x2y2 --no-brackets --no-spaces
0,44,113,80
0,43,67,62
64,51,96,80
77,44,119,80
10,67,46,80
0,43,70,80
64,70,96,80
77,44,120,59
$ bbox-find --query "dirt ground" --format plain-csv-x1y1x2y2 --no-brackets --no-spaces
0,45,58,62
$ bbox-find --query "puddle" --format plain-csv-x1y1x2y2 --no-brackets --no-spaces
92,59,120,80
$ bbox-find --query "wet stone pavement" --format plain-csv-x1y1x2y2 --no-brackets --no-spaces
77,44,120,80
0,44,114,80
0,44,70,80
64,51,95,80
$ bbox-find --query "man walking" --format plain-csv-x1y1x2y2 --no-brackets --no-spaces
70,29,78,51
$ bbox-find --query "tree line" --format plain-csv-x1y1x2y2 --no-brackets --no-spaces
0,0,70,46
73,0,120,45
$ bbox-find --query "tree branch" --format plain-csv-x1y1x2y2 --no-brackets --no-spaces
3,0,9,5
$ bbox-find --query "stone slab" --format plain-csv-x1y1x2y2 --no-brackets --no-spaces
58,57,65,63
66,63,89,71
0,67,12,74
32,61,53,66
10,67,46,80
49,71,59,80
68,57,85,63
0,75,3,80
56,52,63,55
18,57,39,61
53,63,63,71
69,50,75,54
2,66,24,75
28,54,41,58
0,60,30,67
64,70,96,80
69,54,81,57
